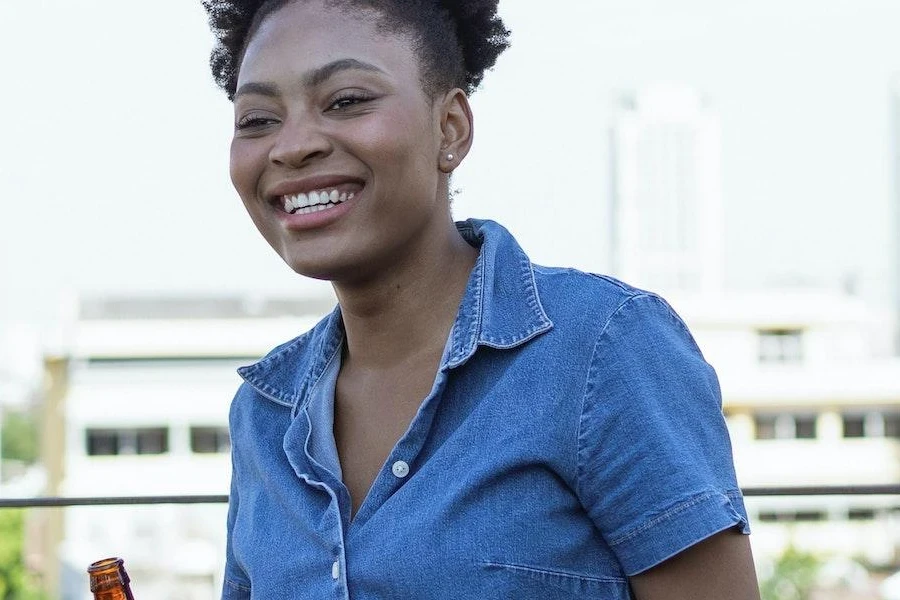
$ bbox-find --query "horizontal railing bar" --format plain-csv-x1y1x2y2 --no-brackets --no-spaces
0,495,228,508
3,486,900,509
742,485,900,496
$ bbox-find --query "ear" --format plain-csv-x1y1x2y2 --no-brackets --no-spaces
437,88,474,174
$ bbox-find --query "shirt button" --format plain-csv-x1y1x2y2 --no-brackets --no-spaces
391,460,410,478
332,560,340,580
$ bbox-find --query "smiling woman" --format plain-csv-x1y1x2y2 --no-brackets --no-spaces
202,1,760,599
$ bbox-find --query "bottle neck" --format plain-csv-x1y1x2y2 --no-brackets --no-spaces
92,589,134,600
88,558,135,600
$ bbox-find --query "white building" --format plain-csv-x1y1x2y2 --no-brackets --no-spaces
670,289,900,567
610,82,900,574
47,296,333,600
610,84,725,294
892,75,900,355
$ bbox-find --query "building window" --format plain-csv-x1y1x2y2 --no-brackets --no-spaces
755,415,777,439
758,328,804,364
843,415,866,438
190,426,230,454
758,510,826,523
85,427,169,456
848,508,877,521
794,415,817,439
136,428,168,454
755,413,817,440
842,411,900,438
86,429,119,456
885,413,900,438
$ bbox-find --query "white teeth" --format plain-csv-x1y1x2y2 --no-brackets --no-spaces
282,188,356,213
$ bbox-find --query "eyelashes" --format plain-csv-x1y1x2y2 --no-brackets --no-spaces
235,115,278,130
326,91,375,111
234,91,377,131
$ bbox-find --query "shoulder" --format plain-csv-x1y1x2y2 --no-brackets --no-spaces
531,265,688,344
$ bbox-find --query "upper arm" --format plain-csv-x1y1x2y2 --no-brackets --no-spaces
576,294,751,575
629,529,760,600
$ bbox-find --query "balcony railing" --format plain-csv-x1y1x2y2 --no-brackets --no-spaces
3,485,900,508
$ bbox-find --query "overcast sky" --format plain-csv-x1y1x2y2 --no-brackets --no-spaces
1,0,898,327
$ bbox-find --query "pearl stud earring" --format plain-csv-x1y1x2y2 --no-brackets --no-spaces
446,153,455,161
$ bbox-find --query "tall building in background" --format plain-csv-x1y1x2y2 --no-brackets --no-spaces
892,76,900,355
610,84,724,294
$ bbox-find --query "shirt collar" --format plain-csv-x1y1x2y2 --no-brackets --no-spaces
445,219,553,368
238,219,553,409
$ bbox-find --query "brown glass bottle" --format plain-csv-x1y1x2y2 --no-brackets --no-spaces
87,557,136,600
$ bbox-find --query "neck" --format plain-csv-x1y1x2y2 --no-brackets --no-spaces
333,221,477,369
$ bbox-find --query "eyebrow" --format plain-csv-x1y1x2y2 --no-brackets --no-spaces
304,58,385,88
233,59,386,100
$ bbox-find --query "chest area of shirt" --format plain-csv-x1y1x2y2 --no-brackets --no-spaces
233,416,628,600
332,359,440,517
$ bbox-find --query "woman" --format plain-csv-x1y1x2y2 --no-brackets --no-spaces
203,0,760,598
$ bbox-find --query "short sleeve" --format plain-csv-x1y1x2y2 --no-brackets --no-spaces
576,294,749,576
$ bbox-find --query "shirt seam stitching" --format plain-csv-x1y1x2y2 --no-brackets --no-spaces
224,577,251,591
608,490,717,547
476,560,627,584
575,292,652,496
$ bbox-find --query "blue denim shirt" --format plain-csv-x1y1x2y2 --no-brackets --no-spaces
223,219,749,599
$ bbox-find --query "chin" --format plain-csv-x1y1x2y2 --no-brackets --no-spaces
281,253,350,283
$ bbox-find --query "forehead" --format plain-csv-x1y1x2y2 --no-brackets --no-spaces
238,0,421,91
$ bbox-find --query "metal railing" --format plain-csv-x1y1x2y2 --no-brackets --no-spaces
0,495,229,508
4,485,900,508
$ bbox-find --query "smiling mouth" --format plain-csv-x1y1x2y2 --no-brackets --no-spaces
281,188,356,215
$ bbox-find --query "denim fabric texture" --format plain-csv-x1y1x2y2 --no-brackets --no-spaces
222,219,749,599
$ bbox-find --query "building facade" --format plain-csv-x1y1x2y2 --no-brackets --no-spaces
610,84,725,294
673,289,900,567
891,75,900,356
41,296,332,600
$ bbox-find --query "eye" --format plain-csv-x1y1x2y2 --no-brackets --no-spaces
235,113,279,131
326,92,374,112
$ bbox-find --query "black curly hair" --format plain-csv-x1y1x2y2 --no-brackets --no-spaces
203,0,510,101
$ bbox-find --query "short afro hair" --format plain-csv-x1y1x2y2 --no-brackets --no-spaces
203,0,511,100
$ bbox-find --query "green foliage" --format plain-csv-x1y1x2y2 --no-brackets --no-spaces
0,510,47,600
1,410,39,465
760,546,822,600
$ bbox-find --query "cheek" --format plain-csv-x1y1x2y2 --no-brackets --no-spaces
229,140,264,200
353,106,438,173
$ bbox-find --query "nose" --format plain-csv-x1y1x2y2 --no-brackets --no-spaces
268,115,333,167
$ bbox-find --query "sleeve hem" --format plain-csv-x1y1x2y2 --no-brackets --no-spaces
613,489,750,577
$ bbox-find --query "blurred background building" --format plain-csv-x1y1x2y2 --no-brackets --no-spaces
610,84,724,294
892,75,900,355
31,296,333,599
608,79,900,597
